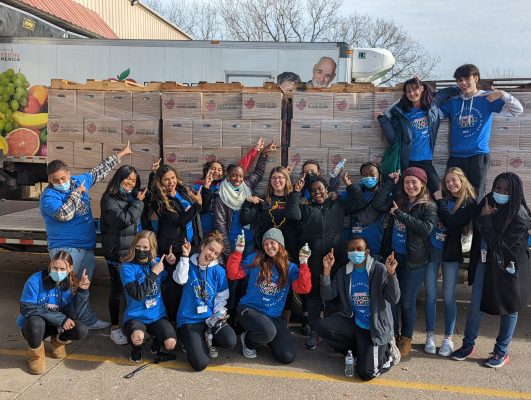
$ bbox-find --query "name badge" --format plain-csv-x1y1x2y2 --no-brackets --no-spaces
197,305,208,314
481,249,487,263
145,298,157,309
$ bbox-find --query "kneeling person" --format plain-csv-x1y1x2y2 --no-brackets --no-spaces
318,238,401,380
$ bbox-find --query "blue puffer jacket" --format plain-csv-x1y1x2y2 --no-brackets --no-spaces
377,87,460,173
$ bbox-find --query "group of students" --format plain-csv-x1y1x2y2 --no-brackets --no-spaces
17,63,529,379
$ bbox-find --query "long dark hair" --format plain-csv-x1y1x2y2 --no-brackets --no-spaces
202,160,225,180
397,77,434,111
102,165,140,198
152,164,186,214
491,172,531,234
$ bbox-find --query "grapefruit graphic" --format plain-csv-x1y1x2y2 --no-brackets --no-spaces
0,136,8,155
6,128,40,156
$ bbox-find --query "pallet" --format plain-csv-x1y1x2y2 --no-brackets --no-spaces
50,79,162,92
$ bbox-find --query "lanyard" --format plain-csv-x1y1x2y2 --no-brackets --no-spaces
191,265,209,302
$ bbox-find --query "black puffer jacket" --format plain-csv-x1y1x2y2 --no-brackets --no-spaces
383,199,437,268
100,193,144,262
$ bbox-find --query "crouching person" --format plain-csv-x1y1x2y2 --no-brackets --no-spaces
17,251,90,375
174,231,237,371
317,237,401,380
120,231,177,362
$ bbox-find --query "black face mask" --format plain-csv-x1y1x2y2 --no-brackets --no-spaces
135,249,151,263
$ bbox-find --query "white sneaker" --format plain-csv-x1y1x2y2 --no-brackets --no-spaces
424,332,436,354
240,332,257,359
438,337,454,357
88,319,112,330
389,336,401,366
110,328,128,345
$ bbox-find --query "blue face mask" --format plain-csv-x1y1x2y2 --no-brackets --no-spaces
348,251,366,265
50,270,68,283
53,181,70,191
493,192,510,205
360,176,378,189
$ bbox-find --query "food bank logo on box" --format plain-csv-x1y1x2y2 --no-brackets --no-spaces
0,48,21,62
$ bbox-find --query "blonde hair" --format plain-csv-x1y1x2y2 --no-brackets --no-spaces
264,166,293,203
443,167,477,211
201,230,225,251
121,231,158,263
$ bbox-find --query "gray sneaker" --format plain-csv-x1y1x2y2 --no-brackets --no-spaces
389,336,401,366
240,332,257,359
88,320,111,330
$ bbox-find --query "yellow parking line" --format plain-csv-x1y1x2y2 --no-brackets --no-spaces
1,348,530,399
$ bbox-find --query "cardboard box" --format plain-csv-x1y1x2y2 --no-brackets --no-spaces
47,117,84,142
103,143,131,167
131,144,161,171
321,120,352,147
508,92,531,120
122,120,160,145
369,145,388,166
290,120,321,147
132,92,161,119
47,141,74,166
88,182,107,218
203,147,242,169
222,120,251,147
202,92,242,119
161,92,202,120
162,146,202,176
373,92,402,113
333,93,374,120
506,151,531,173
104,91,133,119
84,117,122,144
292,92,334,120
192,119,222,147
352,120,383,147
288,147,329,175
76,90,105,117
519,133,531,150
241,92,283,120
136,169,152,189
241,146,281,174
48,90,76,116
162,119,193,147
250,120,282,145
73,142,103,169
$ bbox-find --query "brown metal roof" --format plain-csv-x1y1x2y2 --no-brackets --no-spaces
15,0,118,38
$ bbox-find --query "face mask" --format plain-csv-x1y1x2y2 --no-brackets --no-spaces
348,251,366,265
53,181,70,191
492,192,510,205
135,249,151,263
120,185,132,194
50,270,68,283
360,176,378,189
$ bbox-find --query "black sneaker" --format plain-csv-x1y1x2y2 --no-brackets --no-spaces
129,346,142,363
300,316,311,336
451,345,475,361
305,331,320,350
150,337,161,354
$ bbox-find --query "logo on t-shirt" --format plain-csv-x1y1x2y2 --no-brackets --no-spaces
394,219,406,232
453,106,484,138
412,115,429,133
352,292,370,307
258,280,280,296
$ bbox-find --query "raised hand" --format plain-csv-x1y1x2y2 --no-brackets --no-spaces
151,158,162,172
190,187,203,206
286,160,298,175
78,268,90,290
385,251,398,275
117,140,133,159
388,171,400,184
76,180,86,194
136,187,147,201
264,137,278,154
166,245,177,265
181,240,191,257
152,254,166,275
390,200,399,215
235,230,245,253
374,111,384,119
204,170,214,189
299,243,311,264
254,137,265,152
294,173,305,192
481,198,496,216
322,248,335,276
342,171,352,186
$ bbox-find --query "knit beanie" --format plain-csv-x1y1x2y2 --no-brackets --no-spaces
403,167,427,184
262,228,285,248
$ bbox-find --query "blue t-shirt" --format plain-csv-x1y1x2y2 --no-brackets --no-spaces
238,252,300,318
40,172,96,250
391,218,407,255
177,259,228,328
440,94,504,157
350,267,371,330
172,192,193,242
120,258,168,324
405,108,432,161
16,271,73,328
351,191,384,254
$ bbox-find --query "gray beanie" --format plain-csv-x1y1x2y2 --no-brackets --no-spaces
262,228,285,248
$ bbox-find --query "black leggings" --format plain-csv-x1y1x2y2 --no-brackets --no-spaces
22,316,88,349
237,304,295,364
123,318,177,348
178,321,237,371
161,265,183,323
318,314,392,381
106,260,123,326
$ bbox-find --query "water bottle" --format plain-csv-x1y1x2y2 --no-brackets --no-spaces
345,350,355,377
206,308,227,328
236,229,246,247
330,158,347,178
505,261,516,275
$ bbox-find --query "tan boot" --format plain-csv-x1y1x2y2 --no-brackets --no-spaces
397,336,412,357
28,342,45,375
50,335,67,359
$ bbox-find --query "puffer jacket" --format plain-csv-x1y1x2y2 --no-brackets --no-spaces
100,192,144,261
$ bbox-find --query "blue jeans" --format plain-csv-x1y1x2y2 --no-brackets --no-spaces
49,247,97,326
425,247,460,336
393,254,427,338
462,261,518,356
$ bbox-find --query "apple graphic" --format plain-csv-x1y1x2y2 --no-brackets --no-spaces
331,154,342,164
376,99,389,110
291,153,301,163
206,154,217,163
164,99,176,109
244,98,256,109
50,122,59,133
166,153,177,163
296,98,307,111
206,100,217,111
336,100,347,111
87,123,97,134
124,125,135,136
510,157,522,168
